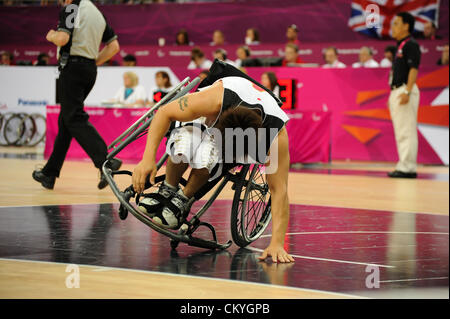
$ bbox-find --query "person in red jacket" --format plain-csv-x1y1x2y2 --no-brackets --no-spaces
282,43,303,66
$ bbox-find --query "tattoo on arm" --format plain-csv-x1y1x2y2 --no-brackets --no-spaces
178,96,188,111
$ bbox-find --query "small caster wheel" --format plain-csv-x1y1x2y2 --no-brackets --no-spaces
170,240,179,250
118,204,128,220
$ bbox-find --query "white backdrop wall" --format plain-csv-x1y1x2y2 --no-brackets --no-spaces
0,66,180,115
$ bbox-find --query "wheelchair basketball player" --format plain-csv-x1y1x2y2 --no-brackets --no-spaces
132,73,294,263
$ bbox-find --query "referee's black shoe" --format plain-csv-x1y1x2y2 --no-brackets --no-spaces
98,158,123,189
387,170,417,179
32,170,56,190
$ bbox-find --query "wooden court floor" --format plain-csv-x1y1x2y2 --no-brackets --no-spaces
0,157,448,299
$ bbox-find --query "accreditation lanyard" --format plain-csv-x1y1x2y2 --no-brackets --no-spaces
396,37,410,58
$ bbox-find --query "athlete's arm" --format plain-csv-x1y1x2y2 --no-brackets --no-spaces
132,81,223,193
259,127,294,263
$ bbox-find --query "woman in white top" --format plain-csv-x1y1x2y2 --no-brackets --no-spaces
113,72,147,107
260,71,280,97
148,71,174,107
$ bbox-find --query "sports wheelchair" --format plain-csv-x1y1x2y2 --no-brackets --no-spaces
102,62,277,251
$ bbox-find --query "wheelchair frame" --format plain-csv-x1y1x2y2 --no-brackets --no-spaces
102,76,272,251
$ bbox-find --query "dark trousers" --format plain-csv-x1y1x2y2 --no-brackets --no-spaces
43,59,107,177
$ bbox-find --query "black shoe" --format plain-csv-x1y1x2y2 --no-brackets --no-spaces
387,170,417,179
32,170,56,190
138,181,179,217
98,158,123,189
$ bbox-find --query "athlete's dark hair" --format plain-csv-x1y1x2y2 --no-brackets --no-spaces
214,107,263,161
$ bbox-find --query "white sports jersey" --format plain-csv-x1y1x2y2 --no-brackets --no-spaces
174,76,290,164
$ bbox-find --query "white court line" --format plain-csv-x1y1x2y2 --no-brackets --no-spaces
260,231,450,238
247,246,395,269
380,277,448,283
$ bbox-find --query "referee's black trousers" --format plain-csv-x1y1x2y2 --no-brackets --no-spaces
43,59,108,177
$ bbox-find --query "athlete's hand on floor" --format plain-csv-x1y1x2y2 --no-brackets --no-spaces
258,244,295,263
132,159,157,194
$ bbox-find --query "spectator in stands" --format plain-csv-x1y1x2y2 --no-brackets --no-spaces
234,45,250,68
210,30,225,46
175,28,193,46
352,47,379,68
286,24,300,45
282,43,303,66
380,45,397,68
420,21,442,40
322,47,346,68
148,71,173,106
437,44,449,65
261,71,280,97
245,28,260,45
1,51,13,65
112,71,147,107
34,53,50,66
123,54,137,66
187,47,213,69
213,48,236,66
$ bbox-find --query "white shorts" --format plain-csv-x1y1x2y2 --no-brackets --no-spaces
166,125,220,175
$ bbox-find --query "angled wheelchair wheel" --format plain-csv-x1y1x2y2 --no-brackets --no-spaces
230,164,272,248
4,113,26,146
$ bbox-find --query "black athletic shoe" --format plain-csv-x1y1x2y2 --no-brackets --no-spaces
387,170,417,179
98,158,123,189
138,181,179,217
153,189,194,229
32,170,56,190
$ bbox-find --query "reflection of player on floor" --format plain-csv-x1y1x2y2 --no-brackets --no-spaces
132,76,294,263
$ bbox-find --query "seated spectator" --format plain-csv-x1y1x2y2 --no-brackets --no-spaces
286,24,300,45
282,43,303,66
380,45,396,68
234,45,251,67
34,52,50,66
322,47,346,68
175,28,193,46
245,28,260,45
198,70,210,81
420,21,442,40
213,48,236,66
260,71,280,97
437,44,449,65
148,71,173,106
210,30,225,46
1,51,13,65
123,54,137,66
352,47,379,68
187,47,213,69
112,72,146,107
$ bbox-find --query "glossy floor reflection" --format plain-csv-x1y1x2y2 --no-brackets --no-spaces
0,201,448,297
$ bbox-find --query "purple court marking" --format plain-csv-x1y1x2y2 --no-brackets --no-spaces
0,200,447,297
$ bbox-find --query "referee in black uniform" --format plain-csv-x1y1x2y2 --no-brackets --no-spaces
387,12,421,179
33,0,121,189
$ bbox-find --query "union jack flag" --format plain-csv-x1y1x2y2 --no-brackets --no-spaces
348,0,440,38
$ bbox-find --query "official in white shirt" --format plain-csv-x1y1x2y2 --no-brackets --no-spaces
322,47,346,68
113,71,147,107
352,46,380,68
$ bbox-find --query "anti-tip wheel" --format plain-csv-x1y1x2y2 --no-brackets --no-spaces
118,204,128,220
170,240,179,250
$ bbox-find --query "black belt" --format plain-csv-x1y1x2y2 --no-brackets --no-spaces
68,55,95,63
390,83,405,90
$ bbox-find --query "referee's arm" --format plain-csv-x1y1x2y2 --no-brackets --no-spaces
96,19,120,66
